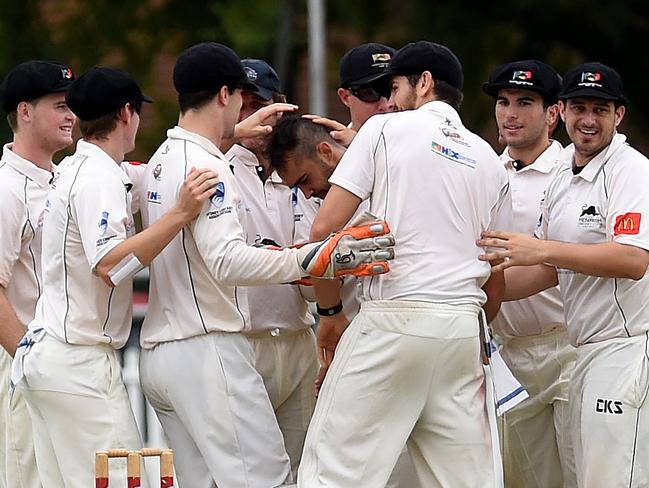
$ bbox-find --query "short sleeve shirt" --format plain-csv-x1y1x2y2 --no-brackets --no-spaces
329,101,512,306
0,145,52,326
537,133,649,345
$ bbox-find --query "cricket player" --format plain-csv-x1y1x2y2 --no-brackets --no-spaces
478,62,649,487
0,60,75,488
292,40,511,487
482,60,577,487
225,58,318,477
138,42,394,488
12,66,218,487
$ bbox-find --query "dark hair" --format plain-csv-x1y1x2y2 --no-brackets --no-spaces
79,101,141,140
406,74,464,110
6,111,17,131
178,86,237,114
267,115,337,171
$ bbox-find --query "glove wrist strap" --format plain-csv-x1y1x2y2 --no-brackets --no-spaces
316,302,343,317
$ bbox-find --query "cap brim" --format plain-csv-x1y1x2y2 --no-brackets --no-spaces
558,88,626,104
341,70,390,88
482,82,557,103
243,84,273,101
142,94,153,103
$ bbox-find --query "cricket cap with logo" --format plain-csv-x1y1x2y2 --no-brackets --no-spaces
384,41,463,91
558,62,627,105
66,67,152,121
173,42,257,95
0,60,75,113
241,59,281,101
482,59,562,103
339,42,395,88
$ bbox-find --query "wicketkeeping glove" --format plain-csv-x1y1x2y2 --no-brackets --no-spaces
295,212,395,278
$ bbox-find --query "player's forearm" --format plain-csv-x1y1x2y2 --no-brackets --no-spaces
313,278,343,309
95,207,190,285
503,264,558,301
0,287,26,357
482,270,504,323
541,240,649,280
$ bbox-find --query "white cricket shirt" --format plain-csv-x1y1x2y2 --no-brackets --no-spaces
31,140,136,347
491,141,566,338
139,127,304,349
329,101,512,306
0,145,52,327
226,144,313,332
536,133,649,345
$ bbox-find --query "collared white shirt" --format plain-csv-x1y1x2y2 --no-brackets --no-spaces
139,127,304,349
491,141,566,338
536,133,649,345
31,140,136,348
0,144,52,327
329,101,512,306
225,143,314,332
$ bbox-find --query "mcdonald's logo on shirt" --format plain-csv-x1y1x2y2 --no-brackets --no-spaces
614,212,641,235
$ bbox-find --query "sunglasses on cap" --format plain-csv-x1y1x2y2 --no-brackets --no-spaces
348,85,385,103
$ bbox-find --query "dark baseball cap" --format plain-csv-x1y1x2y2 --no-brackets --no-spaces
385,41,463,91
0,60,75,113
339,42,395,88
558,62,627,105
482,60,562,103
173,42,257,95
242,59,280,101
66,67,152,121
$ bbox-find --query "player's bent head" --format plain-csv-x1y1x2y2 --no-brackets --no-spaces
173,42,257,114
66,66,151,140
0,60,75,132
268,115,339,172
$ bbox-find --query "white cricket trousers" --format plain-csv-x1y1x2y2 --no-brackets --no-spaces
19,333,146,488
0,348,40,488
499,328,577,488
140,331,293,488
299,300,498,488
246,327,319,478
570,332,649,487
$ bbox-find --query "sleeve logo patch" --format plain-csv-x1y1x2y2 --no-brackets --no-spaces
98,211,109,235
614,212,641,235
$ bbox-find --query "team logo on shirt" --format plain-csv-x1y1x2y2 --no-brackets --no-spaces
614,212,641,235
291,187,299,207
211,182,225,207
98,211,109,235
441,127,469,147
431,141,476,168
577,204,603,228
153,163,162,180
147,191,162,204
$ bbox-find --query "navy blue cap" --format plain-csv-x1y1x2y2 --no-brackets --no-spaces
174,42,257,95
386,41,463,91
0,60,75,113
66,67,152,120
242,59,281,100
339,42,395,88
558,62,626,105
482,60,562,103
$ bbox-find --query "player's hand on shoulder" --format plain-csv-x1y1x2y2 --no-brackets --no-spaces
175,167,219,222
302,114,357,147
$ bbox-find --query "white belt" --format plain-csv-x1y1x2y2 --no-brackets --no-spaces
10,327,46,400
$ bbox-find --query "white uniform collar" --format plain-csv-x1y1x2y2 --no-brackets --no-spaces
228,143,283,183
1,143,53,187
501,140,563,174
417,100,463,127
75,139,133,189
567,132,627,182
167,126,227,160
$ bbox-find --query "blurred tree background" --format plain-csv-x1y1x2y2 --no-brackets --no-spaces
1,0,647,161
